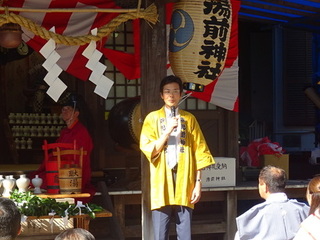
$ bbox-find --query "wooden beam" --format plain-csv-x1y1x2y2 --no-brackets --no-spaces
140,0,167,239
256,0,320,13
239,15,281,25
241,0,320,15
240,8,297,22
0,7,146,13
240,8,320,33
240,0,320,31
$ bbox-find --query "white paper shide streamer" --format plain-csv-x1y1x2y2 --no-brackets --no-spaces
82,28,114,99
39,27,67,102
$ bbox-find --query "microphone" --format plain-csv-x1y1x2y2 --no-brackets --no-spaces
171,106,176,117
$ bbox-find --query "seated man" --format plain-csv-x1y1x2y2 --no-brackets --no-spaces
30,94,95,202
235,165,309,240
0,198,21,240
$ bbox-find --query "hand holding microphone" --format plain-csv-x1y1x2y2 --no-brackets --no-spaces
171,106,176,117
169,106,178,132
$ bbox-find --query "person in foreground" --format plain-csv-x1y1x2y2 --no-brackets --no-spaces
54,228,95,240
140,75,214,240
0,198,21,240
235,165,310,240
294,175,320,239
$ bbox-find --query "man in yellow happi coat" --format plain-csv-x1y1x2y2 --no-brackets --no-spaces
140,75,214,240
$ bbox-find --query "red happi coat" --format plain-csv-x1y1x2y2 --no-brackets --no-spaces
30,121,95,202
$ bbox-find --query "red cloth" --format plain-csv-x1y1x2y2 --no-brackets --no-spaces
102,19,141,80
30,121,95,203
240,137,285,167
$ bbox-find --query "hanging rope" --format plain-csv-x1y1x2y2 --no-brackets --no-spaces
137,0,142,15
0,3,158,46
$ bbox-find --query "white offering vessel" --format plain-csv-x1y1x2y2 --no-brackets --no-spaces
32,175,43,194
16,174,30,193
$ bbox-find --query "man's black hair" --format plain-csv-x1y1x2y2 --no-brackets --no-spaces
0,198,21,239
62,93,82,112
160,75,183,94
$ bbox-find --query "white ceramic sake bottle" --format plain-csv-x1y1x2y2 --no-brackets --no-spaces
16,174,30,193
2,176,15,197
32,175,43,194
9,175,16,190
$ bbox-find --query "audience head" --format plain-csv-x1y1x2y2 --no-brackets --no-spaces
306,175,320,215
258,165,287,199
0,198,21,240
54,228,95,240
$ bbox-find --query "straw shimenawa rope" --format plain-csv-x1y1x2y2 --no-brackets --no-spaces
0,3,158,46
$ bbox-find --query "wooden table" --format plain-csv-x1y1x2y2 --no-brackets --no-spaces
36,192,112,229
0,165,113,238
107,180,309,240
17,210,112,240
16,192,112,239
36,193,91,199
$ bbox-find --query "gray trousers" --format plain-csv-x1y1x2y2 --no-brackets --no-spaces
152,205,193,240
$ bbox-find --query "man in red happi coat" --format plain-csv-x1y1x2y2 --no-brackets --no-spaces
30,94,95,202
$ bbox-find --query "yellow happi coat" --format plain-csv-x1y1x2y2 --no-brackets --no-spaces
140,106,214,210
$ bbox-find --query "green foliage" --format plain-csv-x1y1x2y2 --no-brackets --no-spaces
10,190,103,219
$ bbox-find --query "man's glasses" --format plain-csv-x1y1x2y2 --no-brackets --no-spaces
163,89,180,95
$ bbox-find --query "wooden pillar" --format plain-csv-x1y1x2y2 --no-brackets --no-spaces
140,0,167,239
225,190,237,240
226,110,238,239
